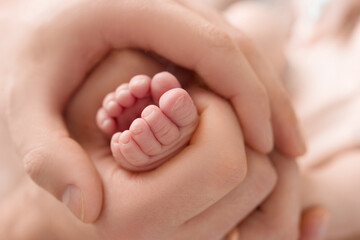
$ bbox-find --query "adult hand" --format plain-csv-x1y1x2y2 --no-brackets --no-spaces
0,145,276,240
62,49,276,240
227,153,329,240
0,0,305,221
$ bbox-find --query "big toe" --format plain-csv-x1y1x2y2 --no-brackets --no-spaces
159,88,198,128
151,72,181,103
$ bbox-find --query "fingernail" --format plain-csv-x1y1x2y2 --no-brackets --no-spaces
132,75,148,85
62,185,85,221
302,207,330,240
316,224,327,239
315,213,329,239
130,122,144,135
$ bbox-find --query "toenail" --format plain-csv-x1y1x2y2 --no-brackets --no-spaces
117,84,129,90
119,132,131,144
102,119,112,128
174,95,185,110
142,107,155,118
133,76,147,84
112,133,121,143
131,125,143,135
116,89,126,95
108,100,117,109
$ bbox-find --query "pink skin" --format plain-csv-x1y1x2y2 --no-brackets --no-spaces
96,71,199,171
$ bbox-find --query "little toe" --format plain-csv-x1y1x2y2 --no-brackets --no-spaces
104,100,123,117
116,84,136,108
159,88,198,128
118,130,150,167
111,132,122,157
103,92,116,105
129,118,162,156
141,105,180,146
151,72,181,103
97,108,117,135
102,93,122,117
129,75,151,98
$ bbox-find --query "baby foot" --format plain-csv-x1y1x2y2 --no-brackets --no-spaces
96,72,199,171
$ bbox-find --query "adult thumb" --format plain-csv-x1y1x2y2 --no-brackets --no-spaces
300,206,329,240
8,106,103,223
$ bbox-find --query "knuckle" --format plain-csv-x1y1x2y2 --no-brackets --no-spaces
203,24,237,52
23,146,47,180
211,153,247,190
250,151,277,197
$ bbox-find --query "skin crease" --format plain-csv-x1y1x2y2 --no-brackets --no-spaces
0,0,307,223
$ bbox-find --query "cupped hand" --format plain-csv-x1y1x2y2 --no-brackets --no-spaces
62,49,276,240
